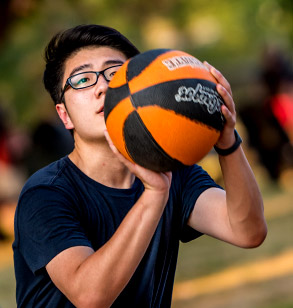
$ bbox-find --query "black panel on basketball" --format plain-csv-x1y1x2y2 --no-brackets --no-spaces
123,111,184,172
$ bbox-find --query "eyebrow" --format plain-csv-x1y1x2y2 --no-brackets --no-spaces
69,64,92,77
69,59,125,77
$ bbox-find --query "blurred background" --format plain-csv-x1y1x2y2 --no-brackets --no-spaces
0,0,292,307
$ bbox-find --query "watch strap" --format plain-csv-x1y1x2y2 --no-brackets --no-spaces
214,129,242,156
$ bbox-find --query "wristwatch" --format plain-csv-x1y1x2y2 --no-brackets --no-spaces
214,129,242,156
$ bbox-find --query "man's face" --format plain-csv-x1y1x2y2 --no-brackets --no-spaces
56,46,127,142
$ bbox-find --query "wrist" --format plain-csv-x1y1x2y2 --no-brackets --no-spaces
143,187,170,207
214,129,242,156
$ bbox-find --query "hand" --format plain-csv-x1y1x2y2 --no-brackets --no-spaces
204,61,237,149
104,130,172,196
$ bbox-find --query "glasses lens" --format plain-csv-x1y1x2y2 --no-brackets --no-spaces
70,72,97,89
104,65,122,81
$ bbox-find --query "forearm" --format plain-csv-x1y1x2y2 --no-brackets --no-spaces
219,146,267,247
69,189,168,307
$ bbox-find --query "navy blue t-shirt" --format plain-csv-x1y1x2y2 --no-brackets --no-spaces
13,156,221,307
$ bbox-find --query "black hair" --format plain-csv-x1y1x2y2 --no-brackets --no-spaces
43,24,140,105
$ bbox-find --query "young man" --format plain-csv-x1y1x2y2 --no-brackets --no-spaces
13,24,267,308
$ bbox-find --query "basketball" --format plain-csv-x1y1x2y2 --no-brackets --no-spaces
104,49,225,172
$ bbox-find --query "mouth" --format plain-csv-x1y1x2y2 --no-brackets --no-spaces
97,106,104,114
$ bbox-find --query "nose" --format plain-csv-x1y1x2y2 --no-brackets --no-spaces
94,74,109,98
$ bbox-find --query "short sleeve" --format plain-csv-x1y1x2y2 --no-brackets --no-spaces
177,165,223,242
15,186,92,274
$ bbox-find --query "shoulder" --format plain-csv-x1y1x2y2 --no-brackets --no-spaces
174,164,206,176
20,156,75,198
170,164,222,208
172,164,220,188
22,157,68,187
15,157,80,223
14,158,84,240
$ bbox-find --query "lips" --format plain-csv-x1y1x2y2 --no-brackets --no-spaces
97,105,104,114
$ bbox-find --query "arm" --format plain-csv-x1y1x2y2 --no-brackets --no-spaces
188,63,267,248
46,141,172,308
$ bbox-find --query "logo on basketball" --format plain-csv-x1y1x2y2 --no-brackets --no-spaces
162,56,207,71
175,84,223,114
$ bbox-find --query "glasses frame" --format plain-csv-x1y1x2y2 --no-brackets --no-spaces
60,64,123,102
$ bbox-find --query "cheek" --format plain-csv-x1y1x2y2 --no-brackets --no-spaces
70,108,89,126
69,104,101,130
66,92,105,131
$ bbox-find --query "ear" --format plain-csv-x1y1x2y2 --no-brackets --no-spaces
56,103,74,130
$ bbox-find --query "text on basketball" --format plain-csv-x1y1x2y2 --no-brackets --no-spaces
162,56,207,71
175,84,222,114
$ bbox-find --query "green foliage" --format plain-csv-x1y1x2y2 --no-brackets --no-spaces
0,0,292,127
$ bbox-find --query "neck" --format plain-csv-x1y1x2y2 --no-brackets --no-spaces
69,137,135,189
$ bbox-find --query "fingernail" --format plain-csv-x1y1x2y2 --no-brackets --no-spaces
211,67,219,75
217,84,225,92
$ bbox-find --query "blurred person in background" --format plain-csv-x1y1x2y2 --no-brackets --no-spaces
0,105,13,167
13,24,267,308
0,105,11,240
25,118,74,176
261,46,293,144
0,104,29,240
240,47,293,181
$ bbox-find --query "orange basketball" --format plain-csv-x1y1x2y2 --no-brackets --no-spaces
104,49,225,172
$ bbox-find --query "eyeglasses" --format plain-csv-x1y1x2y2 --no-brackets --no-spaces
60,64,122,101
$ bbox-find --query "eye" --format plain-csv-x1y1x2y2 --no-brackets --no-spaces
109,68,120,77
76,77,89,85
70,72,95,88
105,66,122,80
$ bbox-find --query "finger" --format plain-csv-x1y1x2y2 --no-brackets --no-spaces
104,130,132,164
203,61,213,71
217,84,236,116
104,129,119,154
221,104,235,127
203,61,232,96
